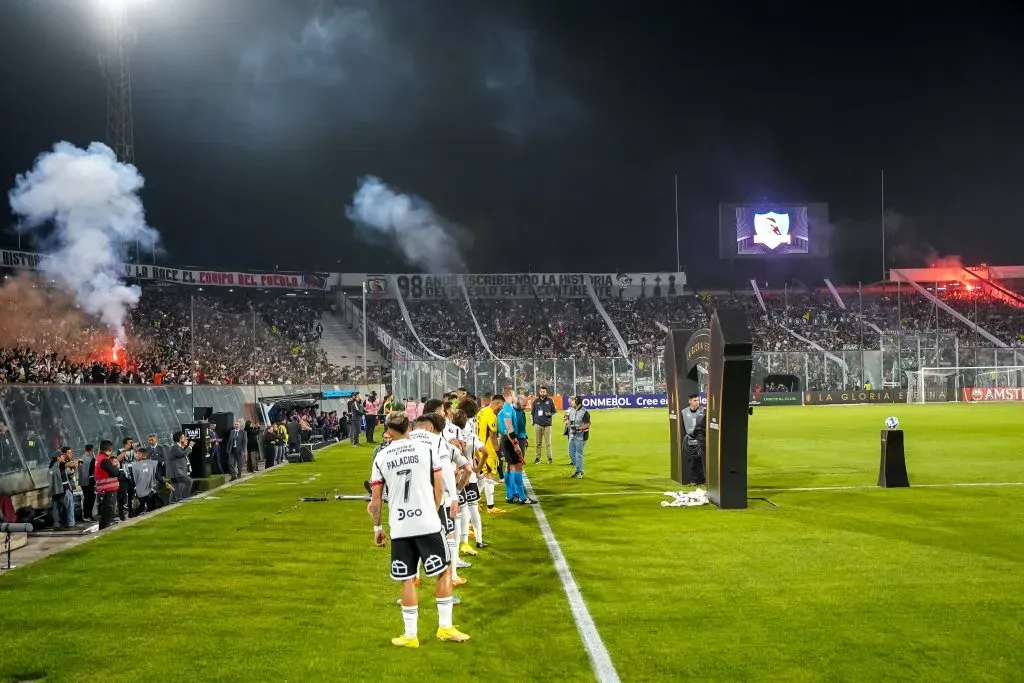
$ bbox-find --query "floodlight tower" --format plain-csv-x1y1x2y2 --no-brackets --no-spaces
100,0,135,165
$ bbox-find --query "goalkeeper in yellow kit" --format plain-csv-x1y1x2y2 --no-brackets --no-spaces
474,394,506,514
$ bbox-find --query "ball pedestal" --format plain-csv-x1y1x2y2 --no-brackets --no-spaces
878,429,910,488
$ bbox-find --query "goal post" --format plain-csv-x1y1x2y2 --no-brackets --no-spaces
906,366,1024,403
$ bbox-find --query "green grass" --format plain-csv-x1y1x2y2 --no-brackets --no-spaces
2,403,1024,682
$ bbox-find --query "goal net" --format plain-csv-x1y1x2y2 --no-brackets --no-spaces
905,366,1024,403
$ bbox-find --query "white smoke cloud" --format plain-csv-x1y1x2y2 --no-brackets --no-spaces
8,141,158,342
476,22,586,139
346,176,469,274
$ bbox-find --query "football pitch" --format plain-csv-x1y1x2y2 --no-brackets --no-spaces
2,403,1024,682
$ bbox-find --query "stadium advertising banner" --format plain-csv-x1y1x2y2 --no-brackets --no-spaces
753,392,803,406
350,272,687,300
567,394,668,410
0,248,331,290
804,389,907,405
962,387,1024,402
718,203,830,259
570,392,803,410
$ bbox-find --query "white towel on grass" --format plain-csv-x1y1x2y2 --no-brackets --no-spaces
661,488,709,507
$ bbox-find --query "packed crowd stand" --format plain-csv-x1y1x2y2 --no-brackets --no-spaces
0,285,371,386
369,285,1024,362
2,280,1023,392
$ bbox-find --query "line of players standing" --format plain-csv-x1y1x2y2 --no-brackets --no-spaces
366,387,575,647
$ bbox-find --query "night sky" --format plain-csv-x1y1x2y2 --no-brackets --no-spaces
1,0,1022,284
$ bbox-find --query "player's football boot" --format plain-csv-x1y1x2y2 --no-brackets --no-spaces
486,506,506,515
452,576,468,586
475,541,489,549
391,635,419,648
460,542,478,556
436,626,470,643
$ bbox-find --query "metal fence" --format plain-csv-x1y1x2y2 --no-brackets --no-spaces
391,342,1024,400
0,384,356,498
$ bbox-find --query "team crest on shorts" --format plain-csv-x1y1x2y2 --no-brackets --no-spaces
423,554,445,574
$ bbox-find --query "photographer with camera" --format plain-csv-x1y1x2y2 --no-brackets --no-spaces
565,396,591,479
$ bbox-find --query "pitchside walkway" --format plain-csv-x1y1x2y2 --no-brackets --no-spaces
1,466,273,573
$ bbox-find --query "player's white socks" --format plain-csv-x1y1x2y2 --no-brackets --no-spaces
401,604,418,638
448,536,460,579
484,478,495,507
469,503,483,544
459,506,470,544
437,596,454,630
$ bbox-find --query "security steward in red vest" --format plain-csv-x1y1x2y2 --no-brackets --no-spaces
94,440,125,530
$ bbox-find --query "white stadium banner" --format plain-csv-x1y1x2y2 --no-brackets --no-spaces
0,248,334,291
345,272,687,300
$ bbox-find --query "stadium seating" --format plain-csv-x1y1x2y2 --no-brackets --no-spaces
369,285,1024,362
3,277,1022,388
0,286,368,385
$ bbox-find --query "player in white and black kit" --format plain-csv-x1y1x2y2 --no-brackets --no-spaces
368,411,470,647
451,408,487,551
457,398,490,547
428,399,479,560
411,412,471,588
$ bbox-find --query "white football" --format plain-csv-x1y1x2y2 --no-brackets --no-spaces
884,416,900,430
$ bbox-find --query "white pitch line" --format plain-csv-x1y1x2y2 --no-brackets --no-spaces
523,473,620,683
544,481,1024,498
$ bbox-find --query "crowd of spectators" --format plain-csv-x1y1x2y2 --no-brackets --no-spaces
369,285,1024,362
3,276,1023,390
0,285,369,386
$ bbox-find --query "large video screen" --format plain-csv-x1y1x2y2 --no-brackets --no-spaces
719,203,829,259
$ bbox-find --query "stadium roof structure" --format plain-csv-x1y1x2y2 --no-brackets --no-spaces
891,264,1024,283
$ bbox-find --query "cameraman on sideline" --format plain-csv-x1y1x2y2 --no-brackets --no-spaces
564,396,591,479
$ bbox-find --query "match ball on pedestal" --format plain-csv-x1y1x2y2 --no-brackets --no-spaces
884,416,900,430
